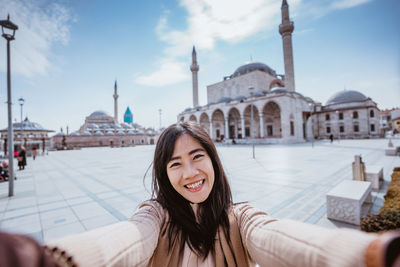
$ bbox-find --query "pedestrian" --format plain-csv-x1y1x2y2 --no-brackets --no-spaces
43,121,399,267
17,147,26,170
329,134,334,143
32,146,38,160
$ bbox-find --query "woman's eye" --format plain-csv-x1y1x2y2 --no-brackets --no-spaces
193,154,204,160
169,162,180,168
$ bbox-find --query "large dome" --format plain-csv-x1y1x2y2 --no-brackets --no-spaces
232,62,276,78
89,110,110,117
326,90,368,105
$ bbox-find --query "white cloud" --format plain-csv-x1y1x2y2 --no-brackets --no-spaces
135,60,189,87
0,0,73,78
135,0,284,87
136,0,372,87
330,0,372,10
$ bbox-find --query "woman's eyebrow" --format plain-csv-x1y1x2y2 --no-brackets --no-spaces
169,148,205,162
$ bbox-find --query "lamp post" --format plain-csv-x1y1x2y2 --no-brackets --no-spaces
158,109,162,130
336,110,340,143
18,97,24,147
309,103,315,148
249,87,255,158
0,15,18,197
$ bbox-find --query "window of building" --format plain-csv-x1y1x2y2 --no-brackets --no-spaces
353,111,358,119
290,121,295,136
340,126,344,133
370,110,374,117
370,124,375,132
131,139,135,144
354,124,359,132
325,114,330,121
339,112,343,120
326,126,331,134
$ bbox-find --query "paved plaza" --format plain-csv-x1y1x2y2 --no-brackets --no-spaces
0,138,399,243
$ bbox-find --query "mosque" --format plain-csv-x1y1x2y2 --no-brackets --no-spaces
51,81,159,149
178,0,381,143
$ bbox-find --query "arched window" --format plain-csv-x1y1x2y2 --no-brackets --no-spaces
325,114,330,121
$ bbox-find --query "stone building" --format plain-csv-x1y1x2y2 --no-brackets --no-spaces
51,81,159,149
178,0,380,143
391,109,400,133
0,117,54,155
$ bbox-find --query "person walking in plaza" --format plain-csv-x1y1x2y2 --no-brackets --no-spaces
41,121,399,267
329,133,334,143
32,146,38,160
17,147,27,170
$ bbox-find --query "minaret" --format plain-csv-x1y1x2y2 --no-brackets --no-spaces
113,80,119,123
279,0,295,91
190,46,199,107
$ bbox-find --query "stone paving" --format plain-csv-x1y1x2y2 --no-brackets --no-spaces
0,138,399,243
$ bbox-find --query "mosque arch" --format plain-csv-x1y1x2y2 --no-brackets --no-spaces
199,113,210,135
269,79,285,89
228,108,241,139
211,109,225,140
189,114,197,123
262,101,282,138
243,105,260,138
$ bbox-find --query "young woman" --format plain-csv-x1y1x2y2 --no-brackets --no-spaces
43,122,398,266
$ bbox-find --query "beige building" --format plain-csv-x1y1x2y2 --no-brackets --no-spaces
1,117,54,155
391,109,400,133
178,0,380,143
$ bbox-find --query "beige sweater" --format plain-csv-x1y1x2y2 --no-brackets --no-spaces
49,201,376,267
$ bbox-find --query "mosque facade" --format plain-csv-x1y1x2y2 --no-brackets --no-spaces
51,81,159,149
178,0,380,143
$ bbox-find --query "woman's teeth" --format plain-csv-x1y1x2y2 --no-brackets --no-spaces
185,180,204,189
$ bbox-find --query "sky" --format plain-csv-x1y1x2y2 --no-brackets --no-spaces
0,0,399,134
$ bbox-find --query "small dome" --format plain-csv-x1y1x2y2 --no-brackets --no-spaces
253,92,264,97
69,132,80,136
81,131,92,136
232,62,276,78
184,107,192,112
270,87,287,94
93,131,104,136
216,97,232,103
54,132,65,137
326,90,368,105
233,95,247,101
89,110,109,117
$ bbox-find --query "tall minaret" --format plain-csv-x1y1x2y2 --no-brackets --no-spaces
279,0,295,91
190,46,199,107
113,80,119,123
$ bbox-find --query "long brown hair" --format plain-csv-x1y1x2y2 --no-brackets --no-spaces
151,121,233,258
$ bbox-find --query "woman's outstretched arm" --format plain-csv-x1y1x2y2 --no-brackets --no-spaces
47,201,165,267
234,204,377,267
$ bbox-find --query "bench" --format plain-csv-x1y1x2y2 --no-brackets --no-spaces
365,165,383,190
326,180,372,225
385,148,397,156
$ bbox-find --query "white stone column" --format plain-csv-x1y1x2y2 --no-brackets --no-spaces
225,118,229,139
259,113,264,138
209,121,213,139
241,116,245,138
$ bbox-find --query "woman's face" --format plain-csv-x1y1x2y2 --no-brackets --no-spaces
166,134,215,204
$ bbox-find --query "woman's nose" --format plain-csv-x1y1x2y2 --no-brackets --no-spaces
182,163,199,179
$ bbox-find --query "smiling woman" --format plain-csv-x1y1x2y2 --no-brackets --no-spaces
34,121,400,267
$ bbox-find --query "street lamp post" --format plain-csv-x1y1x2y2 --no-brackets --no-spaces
249,87,255,158
18,97,25,148
0,15,18,197
336,110,340,143
309,103,315,148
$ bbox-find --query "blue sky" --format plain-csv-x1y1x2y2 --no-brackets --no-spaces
0,0,399,134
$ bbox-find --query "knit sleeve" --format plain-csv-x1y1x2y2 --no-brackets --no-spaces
47,200,165,267
233,204,377,267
